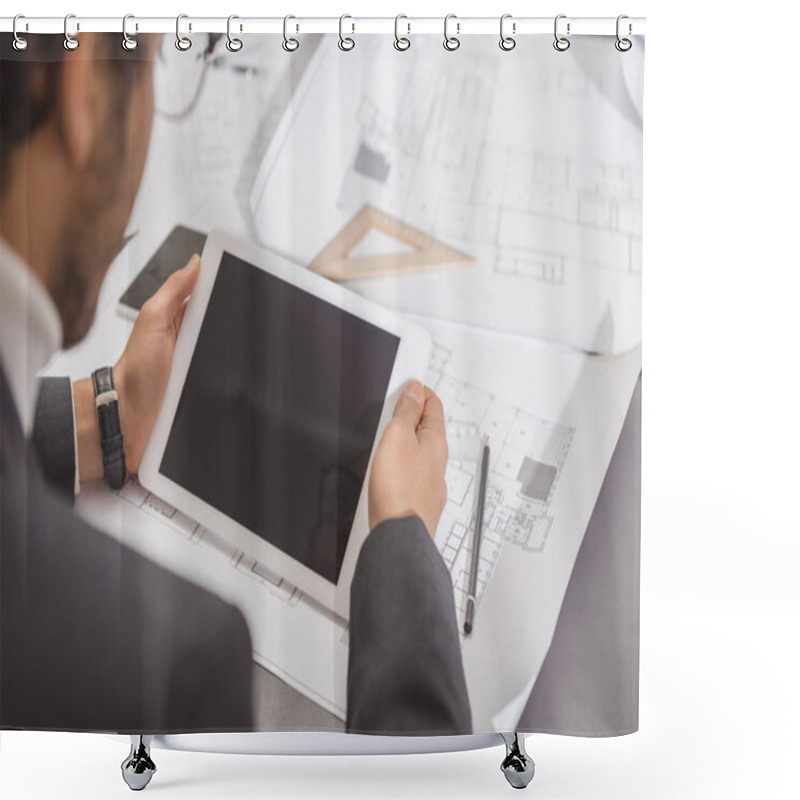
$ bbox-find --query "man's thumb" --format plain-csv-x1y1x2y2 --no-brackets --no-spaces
392,380,425,430
155,254,201,320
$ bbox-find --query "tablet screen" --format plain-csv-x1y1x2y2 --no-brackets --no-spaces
159,251,400,584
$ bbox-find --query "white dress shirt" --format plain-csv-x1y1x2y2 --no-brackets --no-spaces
0,237,81,493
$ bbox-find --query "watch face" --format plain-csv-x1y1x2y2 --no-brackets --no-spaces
92,365,115,394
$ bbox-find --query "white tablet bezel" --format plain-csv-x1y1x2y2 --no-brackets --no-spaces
138,229,432,622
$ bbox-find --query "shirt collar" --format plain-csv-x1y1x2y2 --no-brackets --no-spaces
0,237,63,436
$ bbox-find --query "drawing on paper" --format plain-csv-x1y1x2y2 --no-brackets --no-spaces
115,335,574,653
426,342,575,637
335,69,643,285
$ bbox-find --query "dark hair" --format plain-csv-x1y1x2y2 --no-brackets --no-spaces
0,33,147,191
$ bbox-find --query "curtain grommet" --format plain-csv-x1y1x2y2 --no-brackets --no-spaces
615,15,633,51
443,14,460,51
499,14,516,51
226,14,243,52
394,14,410,51
338,14,355,51
121,14,138,51
63,13,79,51
282,15,299,52
12,14,28,51
553,14,570,52
175,13,192,51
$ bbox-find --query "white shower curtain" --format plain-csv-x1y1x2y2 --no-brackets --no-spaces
0,24,643,739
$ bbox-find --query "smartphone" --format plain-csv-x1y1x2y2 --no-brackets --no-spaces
118,225,207,319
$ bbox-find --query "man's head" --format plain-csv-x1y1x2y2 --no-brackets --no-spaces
0,33,160,346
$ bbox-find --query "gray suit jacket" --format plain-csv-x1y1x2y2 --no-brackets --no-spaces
1,369,471,734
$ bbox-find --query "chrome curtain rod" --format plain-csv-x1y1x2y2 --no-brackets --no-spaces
0,15,646,36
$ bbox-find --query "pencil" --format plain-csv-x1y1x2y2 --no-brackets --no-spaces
464,435,490,635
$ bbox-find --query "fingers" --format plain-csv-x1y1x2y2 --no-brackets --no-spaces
391,380,425,430
418,387,446,437
147,254,200,324
417,387,448,457
391,382,448,460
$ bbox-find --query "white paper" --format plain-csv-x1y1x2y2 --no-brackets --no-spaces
52,305,640,727
418,318,641,729
250,35,643,355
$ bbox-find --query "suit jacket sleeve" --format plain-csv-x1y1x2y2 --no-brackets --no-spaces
346,514,472,735
1,439,254,733
32,376,77,502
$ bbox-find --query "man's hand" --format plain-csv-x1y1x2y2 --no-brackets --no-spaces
368,380,449,539
115,254,201,474
73,255,200,483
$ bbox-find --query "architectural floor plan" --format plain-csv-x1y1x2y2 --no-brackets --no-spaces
250,35,643,353
98,333,575,653
70,311,640,729
428,341,575,637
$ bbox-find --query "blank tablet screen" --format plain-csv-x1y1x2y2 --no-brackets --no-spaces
159,251,400,584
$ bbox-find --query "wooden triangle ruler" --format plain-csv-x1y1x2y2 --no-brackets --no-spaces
308,204,475,282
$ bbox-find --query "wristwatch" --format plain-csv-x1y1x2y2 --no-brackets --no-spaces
92,366,127,490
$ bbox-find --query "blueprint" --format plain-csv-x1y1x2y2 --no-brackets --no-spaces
64,311,640,729
428,339,575,631
250,35,643,354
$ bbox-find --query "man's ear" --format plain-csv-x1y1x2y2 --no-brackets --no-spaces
58,34,104,170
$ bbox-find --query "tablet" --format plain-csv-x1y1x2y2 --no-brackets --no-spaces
138,229,432,620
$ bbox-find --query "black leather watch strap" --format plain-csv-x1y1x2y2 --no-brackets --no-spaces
91,366,127,490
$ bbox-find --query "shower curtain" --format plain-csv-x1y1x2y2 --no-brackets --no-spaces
0,24,643,739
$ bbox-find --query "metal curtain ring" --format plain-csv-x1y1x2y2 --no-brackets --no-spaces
12,14,28,51
121,14,137,51
175,13,192,50
499,13,516,51
63,13,79,51
615,14,632,51
553,14,570,51
443,14,460,51
227,14,243,51
394,14,410,51
338,14,355,51
283,15,299,52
